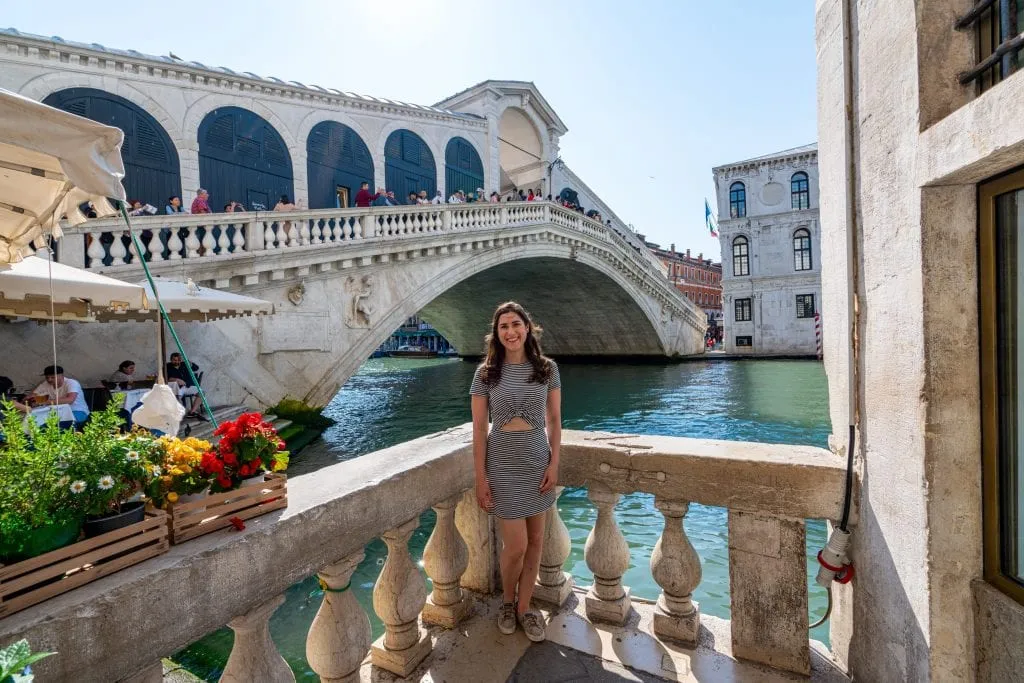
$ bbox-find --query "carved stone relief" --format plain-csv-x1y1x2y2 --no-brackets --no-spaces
345,275,375,329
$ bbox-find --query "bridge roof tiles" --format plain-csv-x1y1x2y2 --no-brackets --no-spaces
0,27,484,121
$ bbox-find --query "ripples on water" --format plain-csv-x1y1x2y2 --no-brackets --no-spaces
177,358,833,678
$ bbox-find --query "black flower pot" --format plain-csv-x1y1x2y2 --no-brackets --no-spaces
83,500,146,538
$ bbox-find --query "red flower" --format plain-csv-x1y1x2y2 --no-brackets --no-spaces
200,451,224,475
238,462,251,477
269,460,276,470
217,474,232,489
229,516,246,531
222,450,238,467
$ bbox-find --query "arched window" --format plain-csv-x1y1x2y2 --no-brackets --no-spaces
733,236,750,276
729,182,746,218
384,129,436,201
445,137,484,197
306,121,373,209
791,172,810,210
793,228,812,271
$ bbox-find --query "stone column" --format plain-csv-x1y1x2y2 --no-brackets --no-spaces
59,232,86,268
728,510,809,675
533,486,574,608
650,498,702,645
583,486,631,625
371,518,431,677
220,594,294,683
455,489,498,594
306,551,371,683
422,495,471,628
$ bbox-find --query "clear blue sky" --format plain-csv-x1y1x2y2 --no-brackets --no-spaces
6,0,817,261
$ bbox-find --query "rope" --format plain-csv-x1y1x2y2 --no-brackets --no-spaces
117,204,217,426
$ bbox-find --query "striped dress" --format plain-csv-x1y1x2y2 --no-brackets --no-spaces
470,360,561,519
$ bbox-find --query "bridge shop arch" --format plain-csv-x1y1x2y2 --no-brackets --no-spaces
198,106,294,211
306,121,374,209
444,137,484,197
43,88,181,205
384,129,436,201
498,107,544,194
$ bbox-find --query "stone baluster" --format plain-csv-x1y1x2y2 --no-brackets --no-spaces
371,519,431,677
310,220,323,244
233,224,246,253
108,232,128,265
201,225,216,256
286,221,299,248
184,227,201,259
649,498,701,645
263,221,277,249
299,220,311,245
217,225,232,254
166,229,183,260
126,233,142,264
583,485,631,625
534,486,574,607
358,214,372,239
220,594,294,683
306,551,371,683
422,495,470,628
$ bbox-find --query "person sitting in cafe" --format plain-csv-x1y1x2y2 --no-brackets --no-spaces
0,375,29,414
109,360,139,388
165,353,206,421
31,365,89,425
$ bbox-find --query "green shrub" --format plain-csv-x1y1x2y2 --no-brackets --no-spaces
270,398,334,430
0,638,55,682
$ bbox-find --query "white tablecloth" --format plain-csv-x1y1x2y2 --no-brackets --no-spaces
29,404,75,425
117,388,149,409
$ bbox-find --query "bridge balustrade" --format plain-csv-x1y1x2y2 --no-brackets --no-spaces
0,428,848,681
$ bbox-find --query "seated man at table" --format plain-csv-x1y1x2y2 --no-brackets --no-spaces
165,353,206,421
31,365,89,425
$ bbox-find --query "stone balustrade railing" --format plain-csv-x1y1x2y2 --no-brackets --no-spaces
55,201,700,325
0,428,848,681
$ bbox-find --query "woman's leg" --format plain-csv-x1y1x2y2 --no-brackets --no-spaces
498,518,528,604
515,512,547,614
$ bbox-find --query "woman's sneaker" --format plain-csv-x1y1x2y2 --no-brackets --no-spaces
497,602,517,635
518,610,546,642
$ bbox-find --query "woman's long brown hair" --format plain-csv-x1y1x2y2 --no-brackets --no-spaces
479,301,553,385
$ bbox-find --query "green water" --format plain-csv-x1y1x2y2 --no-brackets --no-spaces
176,358,832,679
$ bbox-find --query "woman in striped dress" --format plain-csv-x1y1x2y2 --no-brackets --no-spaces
471,301,561,642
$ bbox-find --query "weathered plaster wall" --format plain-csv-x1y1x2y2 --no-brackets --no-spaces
974,580,1024,682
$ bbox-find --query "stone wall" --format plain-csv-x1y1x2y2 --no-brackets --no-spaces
815,0,1016,680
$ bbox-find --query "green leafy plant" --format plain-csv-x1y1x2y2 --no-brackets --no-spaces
0,401,82,560
270,398,335,430
0,639,55,682
60,407,159,518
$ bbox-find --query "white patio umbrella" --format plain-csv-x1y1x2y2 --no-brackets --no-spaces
0,254,148,321
0,87,126,264
96,277,274,322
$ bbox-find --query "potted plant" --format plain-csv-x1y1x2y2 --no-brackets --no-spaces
0,639,55,683
200,413,289,492
0,402,82,562
61,407,162,538
143,435,213,508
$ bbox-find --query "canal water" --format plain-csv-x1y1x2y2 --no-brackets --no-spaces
176,358,832,679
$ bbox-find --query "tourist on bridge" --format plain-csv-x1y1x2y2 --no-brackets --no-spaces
354,181,374,208
417,190,430,205
190,189,211,214
371,189,394,207
165,195,186,214
471,301,561,644
431,190,444,204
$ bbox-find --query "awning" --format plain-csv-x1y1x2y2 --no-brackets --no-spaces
97,277,274,322
0,87,127,264
0,255,148,321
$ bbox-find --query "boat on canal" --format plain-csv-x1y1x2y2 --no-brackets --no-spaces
388,344,438,358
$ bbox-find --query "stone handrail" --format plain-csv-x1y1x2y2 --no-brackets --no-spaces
56,201,702,325
1,427,847,682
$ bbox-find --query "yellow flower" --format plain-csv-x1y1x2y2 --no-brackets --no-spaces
179,464,192,474
167,492,179,503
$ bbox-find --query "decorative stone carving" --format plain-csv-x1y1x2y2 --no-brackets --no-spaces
422,495,470,628
221,594,294,683
650,498,702,645
371,519,431,677
534,486,574,608
286,281,305,306
583,485,631,625
306,551,371,683
344,275,375,329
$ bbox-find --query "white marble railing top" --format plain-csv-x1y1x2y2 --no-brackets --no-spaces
0,427,846,682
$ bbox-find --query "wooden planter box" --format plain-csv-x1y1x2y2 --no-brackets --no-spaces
0,509,169,618
165,473,287,544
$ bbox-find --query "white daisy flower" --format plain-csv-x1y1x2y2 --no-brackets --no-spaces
98,475,115,490
151,466,162,477
126,450,140,462
70,480,86,494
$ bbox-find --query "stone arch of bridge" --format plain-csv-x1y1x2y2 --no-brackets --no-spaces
300,245,669,404
497,105,547,194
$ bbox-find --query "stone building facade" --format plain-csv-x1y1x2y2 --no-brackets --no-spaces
712,144,821,355
816,0,1024,680
648,245,722,325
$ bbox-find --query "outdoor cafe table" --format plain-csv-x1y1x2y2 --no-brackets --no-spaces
28,404,74,425
116,388,149,411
